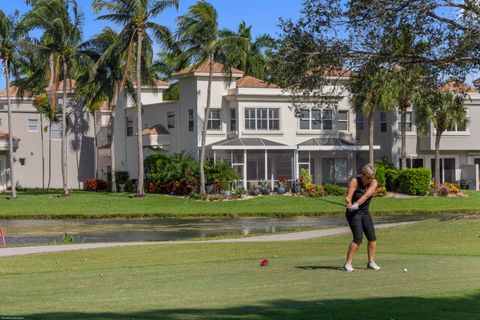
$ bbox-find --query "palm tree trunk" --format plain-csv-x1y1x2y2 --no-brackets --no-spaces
40,115,45,192
401,105,407,169
61,60,69,196
135,29,145,197
110,81,119,193
47,121,52,191
199,58,214,197
4,59,16,199
368,111,374,165
93,111,98,180
434,132,442,194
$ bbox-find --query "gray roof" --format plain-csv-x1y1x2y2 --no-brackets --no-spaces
210,137,287,147
298,137,355,146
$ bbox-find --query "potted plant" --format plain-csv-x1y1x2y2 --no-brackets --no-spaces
221,180,232,197
260,180,271,195
277,177,287,195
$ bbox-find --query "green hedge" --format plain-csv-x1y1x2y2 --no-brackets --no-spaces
398,168,432,195
385,169,401,192
323,183,346,196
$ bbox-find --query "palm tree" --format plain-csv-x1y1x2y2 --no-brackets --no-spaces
26,0,87,196
176,0,249,197
93,0,179,197
349,64,399,165
219,21,274,80
0,10,27,199
34,93,60,191
416,89,467,193
77,27,131,191
385,27,429,170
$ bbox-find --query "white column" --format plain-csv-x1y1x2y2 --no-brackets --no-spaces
295,149,299,180
213,150,216,163
243,149,247,190
264,149,268,181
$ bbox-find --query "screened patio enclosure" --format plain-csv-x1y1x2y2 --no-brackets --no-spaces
208,138,296,190
207,137,378,190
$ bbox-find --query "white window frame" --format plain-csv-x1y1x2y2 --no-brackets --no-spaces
299,109,332,131
230,108,236,132
188,109,194,132
380,112,387,133
337,111,349,131
51,121,62,140
207,109,221,131
167,112,175,129
244,107,280,131
406,111,413,132
356,114,365,131
126,116,134,137
28,119,39,132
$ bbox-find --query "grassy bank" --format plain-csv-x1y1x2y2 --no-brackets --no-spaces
0,219,479,319
0,190,479,218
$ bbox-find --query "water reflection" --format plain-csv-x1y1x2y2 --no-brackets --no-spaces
0,215,450,246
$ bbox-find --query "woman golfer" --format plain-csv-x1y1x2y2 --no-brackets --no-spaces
343,164,381,272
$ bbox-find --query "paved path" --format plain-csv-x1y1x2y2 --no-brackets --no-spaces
0,221,416,257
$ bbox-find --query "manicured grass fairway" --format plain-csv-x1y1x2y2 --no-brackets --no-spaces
0,190,480,218
1,219,479,319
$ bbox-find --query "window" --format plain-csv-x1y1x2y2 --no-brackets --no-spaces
126,116,133,136
28,119,39,132
399,158,424,169
322,158,348,184
406,112,413,132
244,108,279,131
230,109,236,131
356,114,364,130
338,111,348,130
207,109,221,130
380,112,387,132
447,121,467,132
19,158,26,166
188,109,194,132
167,112,175,129
299,109,332,130
51,121,62,140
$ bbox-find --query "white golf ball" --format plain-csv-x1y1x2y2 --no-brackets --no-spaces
404,268,408,272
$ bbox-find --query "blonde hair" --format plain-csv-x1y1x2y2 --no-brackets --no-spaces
361,164,376,178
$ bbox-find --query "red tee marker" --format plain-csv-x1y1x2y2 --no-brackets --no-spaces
260,259,269,266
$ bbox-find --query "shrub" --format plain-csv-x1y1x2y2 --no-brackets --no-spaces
438,184,450,196
398,168,431,195
374,185,388,197
299,168,313,191
84,179,107,192
385,169,401,192
443,182,460,195
84,179,97,191
145,152,200,195
205,160,238,192
375,165,386,186
303,183,325,197
323,183,346,196
107,171,129,191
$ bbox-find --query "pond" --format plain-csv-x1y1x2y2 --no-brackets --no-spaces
0,214,454,246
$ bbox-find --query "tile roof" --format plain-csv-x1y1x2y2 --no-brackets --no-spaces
0,86,33,98
142,124,170,135
236,76,279,88
439,81,478,93
172,61,244,77
0,130,20,141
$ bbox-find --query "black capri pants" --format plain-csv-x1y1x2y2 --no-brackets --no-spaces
346,210,377,244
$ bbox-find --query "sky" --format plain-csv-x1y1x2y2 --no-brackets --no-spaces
0,0,304,89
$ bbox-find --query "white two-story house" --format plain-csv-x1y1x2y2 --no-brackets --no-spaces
112,62,376,189
372,81,480,189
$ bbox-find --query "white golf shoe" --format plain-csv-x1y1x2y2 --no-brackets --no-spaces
367,261,381,271
343,262,355,272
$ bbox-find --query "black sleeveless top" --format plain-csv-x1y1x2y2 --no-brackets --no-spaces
351,176,373,214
